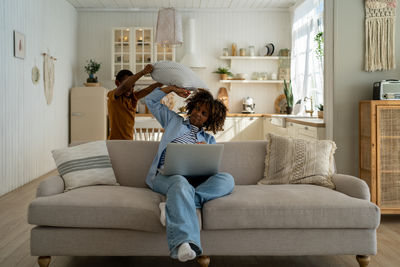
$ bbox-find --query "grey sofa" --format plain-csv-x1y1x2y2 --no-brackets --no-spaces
28,140,380,267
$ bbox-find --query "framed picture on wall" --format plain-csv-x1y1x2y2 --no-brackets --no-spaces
13,31,25,59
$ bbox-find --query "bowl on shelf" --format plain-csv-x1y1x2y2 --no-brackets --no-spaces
235,73,247,79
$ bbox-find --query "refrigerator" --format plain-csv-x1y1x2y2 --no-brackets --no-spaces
70,87,108,144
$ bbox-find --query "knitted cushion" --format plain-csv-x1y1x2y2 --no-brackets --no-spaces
151,61,208,90
258,133,337,189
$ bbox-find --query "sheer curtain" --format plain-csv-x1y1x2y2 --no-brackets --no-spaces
291,0,324,115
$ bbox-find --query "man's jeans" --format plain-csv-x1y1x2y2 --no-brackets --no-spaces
152,172,235,259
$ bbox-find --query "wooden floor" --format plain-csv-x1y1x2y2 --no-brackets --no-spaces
1,171,400,267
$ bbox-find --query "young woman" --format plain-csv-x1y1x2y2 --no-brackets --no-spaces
145,86,234,262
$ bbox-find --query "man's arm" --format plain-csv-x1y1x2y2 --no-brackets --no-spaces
134,82,163,100
114,64,153,97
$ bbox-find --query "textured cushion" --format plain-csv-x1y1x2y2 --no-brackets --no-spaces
258,133,336,189
52,141,118,191
202,185,380,230
28,186,165,232
151,61,208,90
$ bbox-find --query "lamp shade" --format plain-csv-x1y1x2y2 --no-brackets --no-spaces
155,8,183,47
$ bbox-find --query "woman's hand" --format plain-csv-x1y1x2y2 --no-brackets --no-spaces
162,86,191,98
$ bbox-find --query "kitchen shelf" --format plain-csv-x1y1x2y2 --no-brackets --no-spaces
220,80,284,84
220,56,281,60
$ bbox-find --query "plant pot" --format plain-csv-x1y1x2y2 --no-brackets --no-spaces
318,110,324,119
286,106,293,114
220,74,228,80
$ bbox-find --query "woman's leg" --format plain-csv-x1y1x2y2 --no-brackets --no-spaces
153,173,202,259
194,172,235,208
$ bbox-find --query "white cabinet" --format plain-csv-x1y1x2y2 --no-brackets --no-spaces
133,27,154,76
286,122,326,140
263,117,289,137
111,28,132,79
215,117,264,142
263,118,326,141
111,27,175,80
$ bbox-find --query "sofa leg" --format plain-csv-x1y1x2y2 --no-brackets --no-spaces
356,255,370,267
38,256,51,267
197,255,210,267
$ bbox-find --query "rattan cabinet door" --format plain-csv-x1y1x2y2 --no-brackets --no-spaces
377,106,400,208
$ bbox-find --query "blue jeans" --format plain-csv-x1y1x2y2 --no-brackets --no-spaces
152,172,235,259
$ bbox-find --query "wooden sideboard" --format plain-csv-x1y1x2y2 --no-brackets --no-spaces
359,100,400,214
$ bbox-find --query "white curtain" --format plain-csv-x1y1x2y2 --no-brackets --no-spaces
291,0,323,114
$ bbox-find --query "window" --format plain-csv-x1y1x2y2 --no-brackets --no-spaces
291,0,324,114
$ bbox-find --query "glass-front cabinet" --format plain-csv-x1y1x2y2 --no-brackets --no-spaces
112,28,131,79
111,27,175,80
134,27,153,78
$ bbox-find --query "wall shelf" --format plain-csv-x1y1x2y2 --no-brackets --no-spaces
220,80,284,84
220,56,281,60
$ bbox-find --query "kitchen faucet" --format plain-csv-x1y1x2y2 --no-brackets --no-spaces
304,96,314,116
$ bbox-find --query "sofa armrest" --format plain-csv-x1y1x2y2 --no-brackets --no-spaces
36,176,64,197
332,174,370,201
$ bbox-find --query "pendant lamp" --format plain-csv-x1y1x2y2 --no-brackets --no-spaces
155,7,183,47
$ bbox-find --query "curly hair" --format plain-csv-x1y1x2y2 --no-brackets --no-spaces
185,89,227,134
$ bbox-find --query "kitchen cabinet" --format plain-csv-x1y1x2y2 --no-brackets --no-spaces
359,100,400,214
215,117,264,142
111,27,175,80
263,117,325,141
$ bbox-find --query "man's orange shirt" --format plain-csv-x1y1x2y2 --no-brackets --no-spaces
107,89,138,140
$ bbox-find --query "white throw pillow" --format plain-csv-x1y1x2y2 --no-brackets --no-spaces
52,141,118,192
258,133,337,189
151,61,209,90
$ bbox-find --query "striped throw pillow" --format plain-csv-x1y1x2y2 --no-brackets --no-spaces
52,141,118,192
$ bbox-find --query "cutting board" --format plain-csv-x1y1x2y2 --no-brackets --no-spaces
217,87,229,111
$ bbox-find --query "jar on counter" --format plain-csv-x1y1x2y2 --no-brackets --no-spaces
249,46,255,56
222,48,229,57
239,48,246,56
231,43,237,56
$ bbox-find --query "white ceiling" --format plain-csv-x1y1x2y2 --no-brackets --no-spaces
66,0,299,11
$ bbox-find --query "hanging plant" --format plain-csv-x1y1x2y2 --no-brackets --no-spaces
314,31,324,60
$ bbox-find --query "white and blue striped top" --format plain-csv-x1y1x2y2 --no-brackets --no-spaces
158,124,200,168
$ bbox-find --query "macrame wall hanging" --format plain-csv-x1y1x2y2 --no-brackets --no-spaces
42,52,56,105
365,0,397,72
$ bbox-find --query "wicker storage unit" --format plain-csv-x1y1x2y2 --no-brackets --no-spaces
360,100,400,214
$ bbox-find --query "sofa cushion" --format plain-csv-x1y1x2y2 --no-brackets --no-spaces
202,185,380,230
259,133,336,189
52,141,118,192
29,186,162,232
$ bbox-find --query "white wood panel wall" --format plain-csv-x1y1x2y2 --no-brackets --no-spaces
77,10,291,113
0,0,78,196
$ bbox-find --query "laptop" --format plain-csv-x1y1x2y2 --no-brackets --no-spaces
159,143,224,177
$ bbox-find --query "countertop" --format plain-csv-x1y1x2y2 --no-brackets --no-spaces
136,113,325,127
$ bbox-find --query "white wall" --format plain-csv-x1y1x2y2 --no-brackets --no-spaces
77,10,291,113
0,0,78,196
333,0,400,175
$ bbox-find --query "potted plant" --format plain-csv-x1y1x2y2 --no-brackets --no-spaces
317,104,324,119
283,80,293,114
84,59,101,86
213,66,233,81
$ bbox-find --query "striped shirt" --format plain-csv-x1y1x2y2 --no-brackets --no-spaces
158,124,200,168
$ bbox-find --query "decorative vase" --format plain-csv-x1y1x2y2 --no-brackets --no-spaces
220,74,228,80
286,106,293,114
318,110,324,119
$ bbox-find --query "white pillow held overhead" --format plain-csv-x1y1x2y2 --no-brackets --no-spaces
151,61,208,90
